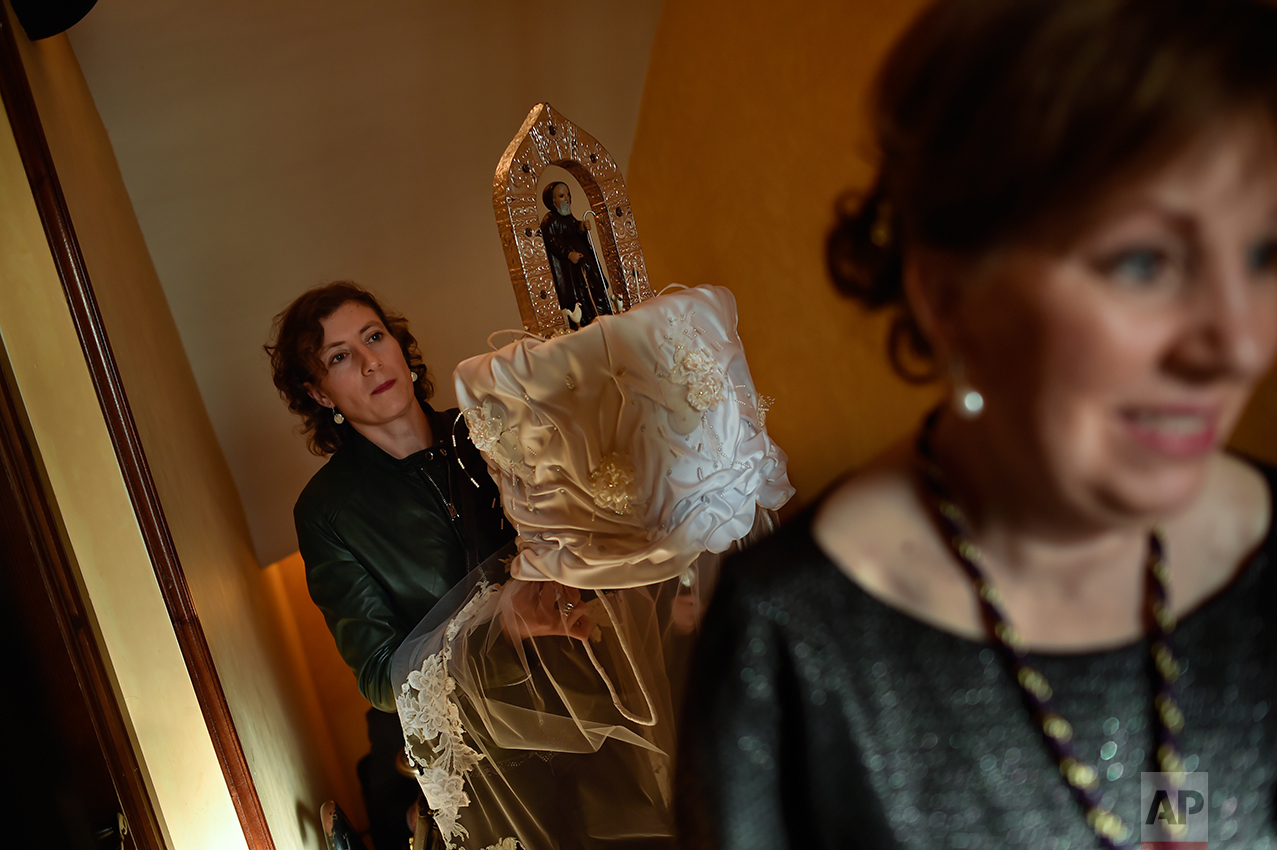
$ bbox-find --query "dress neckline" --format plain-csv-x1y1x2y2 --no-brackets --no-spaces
805,456,1277,660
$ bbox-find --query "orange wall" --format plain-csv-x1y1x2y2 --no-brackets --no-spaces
1230,372,1277,463
628,0,1277,507
263,552,375,833
628,0,939,509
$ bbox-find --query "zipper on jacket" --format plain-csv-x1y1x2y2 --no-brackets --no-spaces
421,467,460,522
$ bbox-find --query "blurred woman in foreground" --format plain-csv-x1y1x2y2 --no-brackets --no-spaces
680,1,1277,847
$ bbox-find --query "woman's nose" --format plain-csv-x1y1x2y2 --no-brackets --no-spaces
1173,261,1275,382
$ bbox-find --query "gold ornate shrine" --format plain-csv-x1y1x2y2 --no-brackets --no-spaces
493,103,653,335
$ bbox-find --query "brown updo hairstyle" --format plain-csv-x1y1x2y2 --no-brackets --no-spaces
265,281,435,456
828,0,1277,380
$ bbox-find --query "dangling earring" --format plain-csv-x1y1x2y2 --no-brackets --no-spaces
949,359,984,420
332,408,345,425
411,372,419,382
870,201,893,248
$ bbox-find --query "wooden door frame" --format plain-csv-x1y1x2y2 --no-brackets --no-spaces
0,7,274,848
0,308,165,850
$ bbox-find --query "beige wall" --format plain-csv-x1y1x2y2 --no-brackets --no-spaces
0,77,248,850
9,26,329,850
628,0,1277,509
69,0,666,567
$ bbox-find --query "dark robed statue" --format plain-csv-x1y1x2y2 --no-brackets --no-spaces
539,181,613,328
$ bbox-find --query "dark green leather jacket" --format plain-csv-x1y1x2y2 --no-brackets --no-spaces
294,404,513,711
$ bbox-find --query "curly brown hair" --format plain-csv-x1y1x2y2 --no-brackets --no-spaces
827,0,1277,381
265,281,435,456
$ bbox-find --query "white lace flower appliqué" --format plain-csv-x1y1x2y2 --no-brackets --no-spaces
589,454,638,515
462,401,524,474
397,647,484,847
670,348,725,412
462,403,502,455
479,839,520,850
755,394,775,430
445,581,497,644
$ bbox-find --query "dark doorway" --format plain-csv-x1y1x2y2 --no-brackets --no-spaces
0,361,162,849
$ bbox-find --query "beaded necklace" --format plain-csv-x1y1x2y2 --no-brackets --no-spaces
915,416,1187,848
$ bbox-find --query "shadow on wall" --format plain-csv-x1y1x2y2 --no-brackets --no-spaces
295,799,320,850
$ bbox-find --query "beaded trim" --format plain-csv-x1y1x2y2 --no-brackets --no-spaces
915,416,1187,848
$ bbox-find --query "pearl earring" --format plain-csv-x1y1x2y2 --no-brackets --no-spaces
949,359,984,420
332,409,345,425
411,372,419,382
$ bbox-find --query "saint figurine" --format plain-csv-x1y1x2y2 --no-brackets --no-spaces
539,181,613,328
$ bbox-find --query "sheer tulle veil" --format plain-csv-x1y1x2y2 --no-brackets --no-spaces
392,286,793,849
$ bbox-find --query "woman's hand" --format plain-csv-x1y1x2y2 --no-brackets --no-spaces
501,580,594,642
670,591,702,635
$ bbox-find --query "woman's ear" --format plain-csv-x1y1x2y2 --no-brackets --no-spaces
305,382,331,409
902,249,961,361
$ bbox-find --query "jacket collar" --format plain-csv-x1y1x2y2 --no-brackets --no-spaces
346,402,455,469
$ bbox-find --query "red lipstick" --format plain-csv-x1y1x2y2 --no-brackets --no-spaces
372,379,396,395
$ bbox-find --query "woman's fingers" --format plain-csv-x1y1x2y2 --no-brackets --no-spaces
554,584,592,641
539,582,557,620
561,602,591,638
502,581,595,641
568,613,593,641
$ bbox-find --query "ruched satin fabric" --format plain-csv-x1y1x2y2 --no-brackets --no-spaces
453,285,794,589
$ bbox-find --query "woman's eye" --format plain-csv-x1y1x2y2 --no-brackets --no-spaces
1103,247,1171,284
368,331,384,343
329,351,347,365
1248,237,1277,275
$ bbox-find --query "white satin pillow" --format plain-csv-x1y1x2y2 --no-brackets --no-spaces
454,285,793,589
